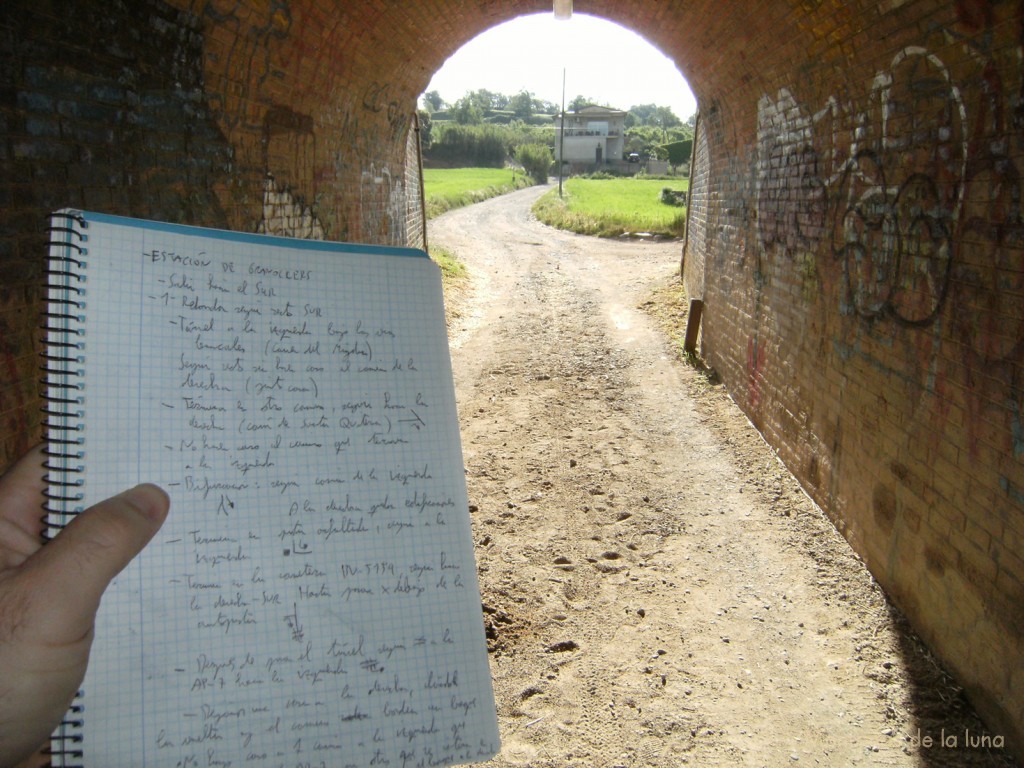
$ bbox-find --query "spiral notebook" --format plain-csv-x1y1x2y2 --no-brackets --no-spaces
42,210,499,767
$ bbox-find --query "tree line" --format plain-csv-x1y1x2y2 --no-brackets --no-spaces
418,88,695,172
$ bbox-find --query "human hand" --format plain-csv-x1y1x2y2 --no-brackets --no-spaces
0,445,169,767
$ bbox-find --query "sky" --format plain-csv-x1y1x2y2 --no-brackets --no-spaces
423,12,697,121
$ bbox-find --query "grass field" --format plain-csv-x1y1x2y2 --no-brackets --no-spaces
533,176,688,238
422,167,531,218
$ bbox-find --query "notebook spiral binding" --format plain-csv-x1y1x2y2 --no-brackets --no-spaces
42,211,88,768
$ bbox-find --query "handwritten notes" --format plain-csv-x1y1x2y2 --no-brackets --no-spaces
67,216,499,768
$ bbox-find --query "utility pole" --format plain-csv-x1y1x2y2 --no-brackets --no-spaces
558,67,566,198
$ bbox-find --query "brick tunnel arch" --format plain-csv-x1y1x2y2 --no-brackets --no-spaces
1,0,1023,757
159,0,740,244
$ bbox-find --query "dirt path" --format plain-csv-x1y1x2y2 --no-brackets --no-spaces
429,185,1017,768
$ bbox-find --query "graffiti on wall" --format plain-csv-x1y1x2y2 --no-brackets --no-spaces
186,0,414,244
202,0,293,134
756,47,967,327
257,104,325,239
362,80,412,142
360,163,407,246
258,176,325,239
358,82,414,246
753,21,1024,493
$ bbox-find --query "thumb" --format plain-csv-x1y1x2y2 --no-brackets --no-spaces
24,484,169,643
0,486,168,767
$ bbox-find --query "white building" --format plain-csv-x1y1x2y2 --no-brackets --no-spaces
555,105,627,166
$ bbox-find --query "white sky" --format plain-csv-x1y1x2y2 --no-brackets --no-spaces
423,12,697,121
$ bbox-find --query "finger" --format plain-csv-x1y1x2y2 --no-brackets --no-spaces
0,444,47,544
0,515,43,570
19,484,169,644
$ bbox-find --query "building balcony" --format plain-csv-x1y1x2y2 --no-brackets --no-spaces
560,128,621,138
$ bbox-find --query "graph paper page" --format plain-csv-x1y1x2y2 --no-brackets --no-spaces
56,212,498,767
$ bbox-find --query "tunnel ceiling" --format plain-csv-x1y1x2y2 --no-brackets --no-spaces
166,0,819,142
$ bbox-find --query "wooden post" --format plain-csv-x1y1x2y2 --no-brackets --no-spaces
683,298,703,355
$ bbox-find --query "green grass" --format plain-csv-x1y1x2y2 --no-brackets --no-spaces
429,244,466,285
429,244,469,330
422,167,532,218
533,176,688,238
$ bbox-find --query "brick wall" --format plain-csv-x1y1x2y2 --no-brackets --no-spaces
683,118,709,304
1,0,1022,755
0,0,432,456
682,0,1024,751
404,114,427,252
0,0,233,467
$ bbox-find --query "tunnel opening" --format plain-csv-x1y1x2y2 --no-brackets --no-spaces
421,12,696,169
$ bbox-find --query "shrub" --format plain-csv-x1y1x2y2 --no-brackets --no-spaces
661,139,694,171
427,123,508,167
660,188,688,206
516,143,553,185
423,121,556,168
